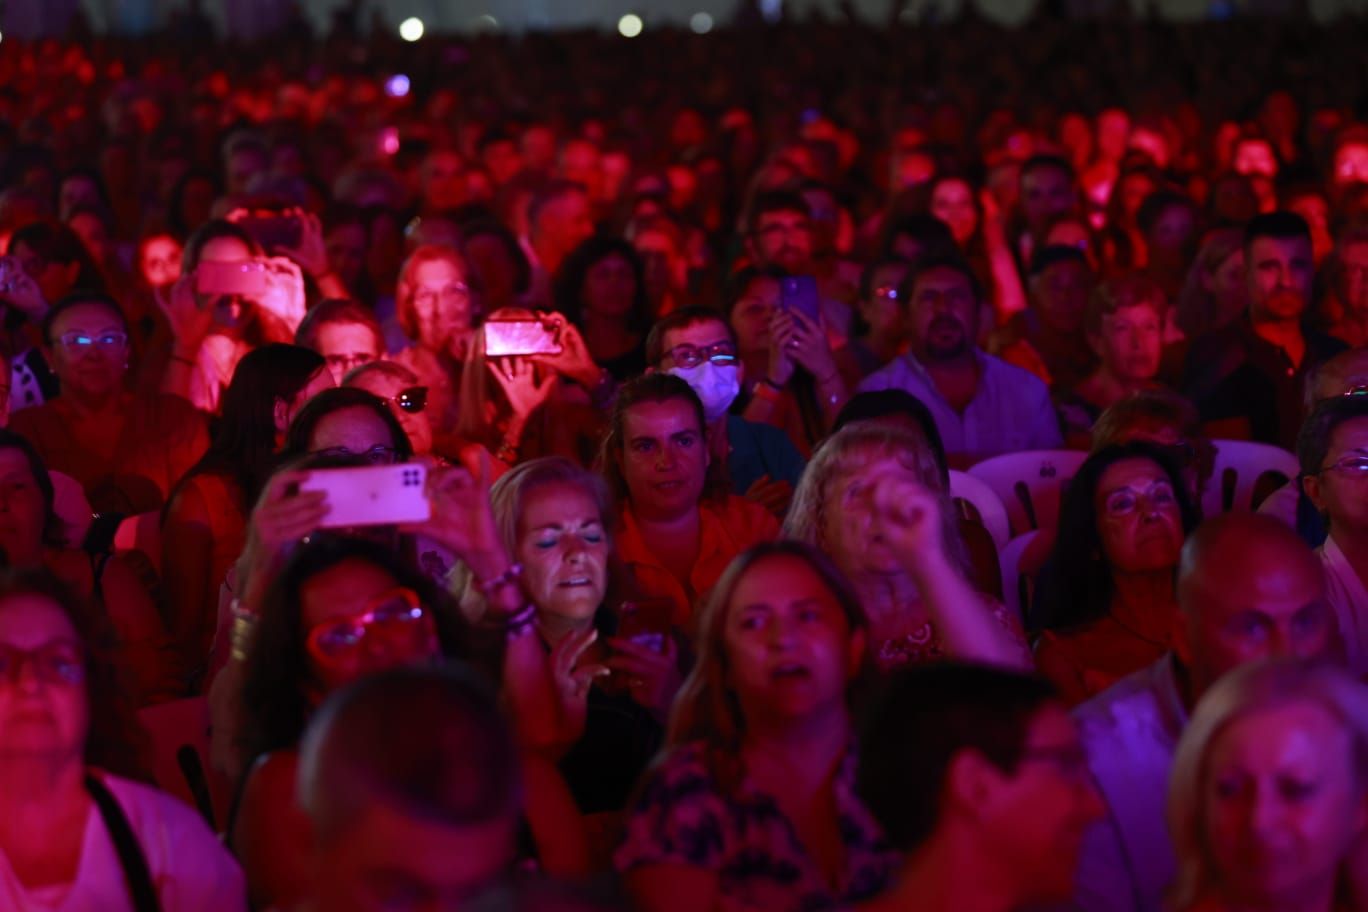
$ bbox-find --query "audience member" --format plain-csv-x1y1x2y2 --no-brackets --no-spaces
1166,659,1368,912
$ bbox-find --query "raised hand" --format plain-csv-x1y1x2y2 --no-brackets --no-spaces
161,273,216,358
272,209,330,280
772,308,837,381
547,627,610,748
744,474,794,517
490,356,556,421
238,471,330,606
529,312,602,389
404,461,511,584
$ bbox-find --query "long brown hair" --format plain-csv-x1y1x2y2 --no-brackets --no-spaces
664,540,869,792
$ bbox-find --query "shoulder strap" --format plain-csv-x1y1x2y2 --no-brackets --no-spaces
85,774,162,912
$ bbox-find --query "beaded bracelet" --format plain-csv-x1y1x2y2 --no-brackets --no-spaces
229,600,259,662
503,601,538,639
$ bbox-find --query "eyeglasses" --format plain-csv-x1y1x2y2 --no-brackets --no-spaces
311,444,400,465
1317,454,1368,476
325,352,375,375
663,341,737,370
1102,480,1177,517
54,331,128,352
381,386,428,415
413,283,471,310
305,588,434,662
0,643,85,686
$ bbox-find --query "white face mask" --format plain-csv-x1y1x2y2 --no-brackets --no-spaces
668,362,740,423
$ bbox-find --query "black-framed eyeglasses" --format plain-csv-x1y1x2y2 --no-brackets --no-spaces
54,331,128,352
382,386,428,415
312,444,400,465
663,341,737,370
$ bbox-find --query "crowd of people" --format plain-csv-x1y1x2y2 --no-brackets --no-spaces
0,12,1367,912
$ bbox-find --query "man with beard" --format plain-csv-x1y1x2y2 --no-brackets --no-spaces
745,189,853,339
858,256,1061,464
1182,212,1346,448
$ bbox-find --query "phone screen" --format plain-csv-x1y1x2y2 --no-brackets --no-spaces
779,276,821,323
484,321,563,358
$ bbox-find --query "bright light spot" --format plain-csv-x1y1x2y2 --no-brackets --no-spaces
760,0,782,23
689,12,713,33
472,14,500,30
618,13,643,37
0,30,5,44
381,128,400,156
385,74,411,97
399,17,425,41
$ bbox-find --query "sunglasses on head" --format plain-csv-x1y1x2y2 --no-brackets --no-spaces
382,386,428,415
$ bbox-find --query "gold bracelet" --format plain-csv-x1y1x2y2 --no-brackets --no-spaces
230,612,258,662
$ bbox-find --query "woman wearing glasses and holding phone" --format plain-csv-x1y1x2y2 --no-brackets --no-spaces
9,294,208,514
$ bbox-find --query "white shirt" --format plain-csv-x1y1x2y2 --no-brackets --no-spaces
0,771,246,912
856,349,1063,461
1318,534,1368,675
1073,655,1188,912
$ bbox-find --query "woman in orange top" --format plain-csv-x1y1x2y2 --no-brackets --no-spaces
600,373,778,629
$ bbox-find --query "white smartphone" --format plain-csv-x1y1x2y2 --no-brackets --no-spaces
298,463,431,528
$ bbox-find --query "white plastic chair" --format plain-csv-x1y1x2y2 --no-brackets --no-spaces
998,529,1043,627
1202,439,1300,517
949,470,1011,549
966,449,1089,536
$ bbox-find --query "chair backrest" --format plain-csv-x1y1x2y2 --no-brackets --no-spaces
949,470,1011,549
966,449,1089,536
999,530,1043,627
136,697,230,831
1202,439,1300,517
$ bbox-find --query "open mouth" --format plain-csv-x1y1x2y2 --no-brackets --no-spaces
770,662,811,681
558,576,594,588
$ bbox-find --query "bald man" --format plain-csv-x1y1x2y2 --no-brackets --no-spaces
1071,514,1338,912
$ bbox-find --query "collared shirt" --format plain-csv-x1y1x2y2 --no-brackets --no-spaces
615,741,896,912
616,496,780,629
1182,318,1346,449
856,349,1063,462
1073,654,1189,912
1318,534,1368,675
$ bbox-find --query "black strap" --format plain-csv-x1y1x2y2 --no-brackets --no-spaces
85,774,162,912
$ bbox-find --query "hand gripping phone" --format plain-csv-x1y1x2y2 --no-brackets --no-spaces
298,463,431,528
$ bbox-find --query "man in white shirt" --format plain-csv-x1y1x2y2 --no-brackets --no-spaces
857,255,1062,465
1299,393,1368,674
1073,514,1339,912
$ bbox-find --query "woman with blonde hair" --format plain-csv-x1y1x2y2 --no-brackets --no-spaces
456,307,611,470
1166,659,1368,912
783,421,1028,671
616,541,895,912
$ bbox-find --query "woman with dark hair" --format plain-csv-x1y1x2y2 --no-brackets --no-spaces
0,430,181,704
617,541,894,912
461,218,532,316
553,235,651,381
161,344,333,675
599,373,778,628
0,569,245,908
7,220,106,305
1035,442,1200,705
277,385,413,466
227,535,466,909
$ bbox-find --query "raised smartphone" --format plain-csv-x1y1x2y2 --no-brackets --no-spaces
297,463,431,528
484,320,563,357
196,260,270,298
779,275,821,323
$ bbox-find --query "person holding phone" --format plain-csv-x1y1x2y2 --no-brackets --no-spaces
456,307,610,471
457,456,674,820
392,244,480,431
727,266,855,456
600,374,779,630
158,220,302,414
